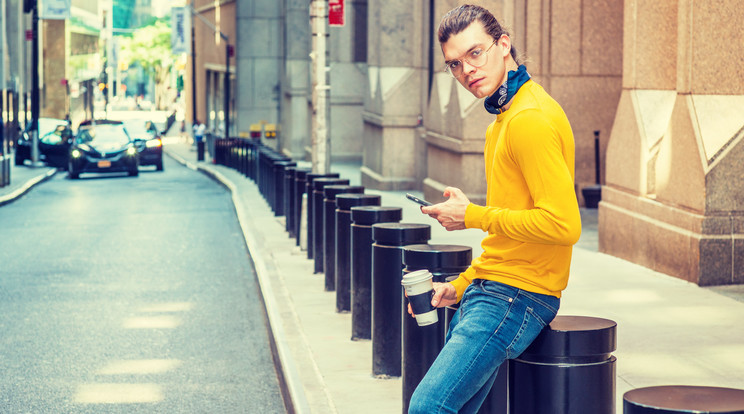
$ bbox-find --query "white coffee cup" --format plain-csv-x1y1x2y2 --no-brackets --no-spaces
401,269,438,326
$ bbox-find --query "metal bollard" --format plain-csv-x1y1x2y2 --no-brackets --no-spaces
274,161,296,217
401,244,472,414
323,185,364,291
312,178,350,274
284,166,297,234
305,173,340,259
371,223,431,378
335,194,381,313
350,206,402,340
623,385,744,414
509,315,617,414
268,156,291,212
293,169,311,243
197,140,205,161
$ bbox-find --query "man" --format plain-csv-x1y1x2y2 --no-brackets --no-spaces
192,119,205,147
407,5,581,413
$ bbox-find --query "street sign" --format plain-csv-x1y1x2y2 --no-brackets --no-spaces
171,7,191,55
329,0,344,27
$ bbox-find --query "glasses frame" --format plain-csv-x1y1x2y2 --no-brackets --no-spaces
443,39,498,78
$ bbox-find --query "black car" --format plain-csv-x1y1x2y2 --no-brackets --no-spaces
68,120,139,179
125,120,163,171
15,118,73,168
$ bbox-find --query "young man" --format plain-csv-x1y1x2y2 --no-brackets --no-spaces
407,5,581,413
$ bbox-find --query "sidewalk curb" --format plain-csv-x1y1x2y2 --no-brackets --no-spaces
165,149,325,414
0,168,57,207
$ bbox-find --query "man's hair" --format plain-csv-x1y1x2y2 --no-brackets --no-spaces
437,4,520,64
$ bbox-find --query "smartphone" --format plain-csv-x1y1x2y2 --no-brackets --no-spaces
406,193,433,207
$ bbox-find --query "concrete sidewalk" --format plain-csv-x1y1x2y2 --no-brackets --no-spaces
0,155,56,207
162,139,744,413
3,138,742,413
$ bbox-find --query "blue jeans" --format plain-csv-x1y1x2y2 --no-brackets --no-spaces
408,279,560,414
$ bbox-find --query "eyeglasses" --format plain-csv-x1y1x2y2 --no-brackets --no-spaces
444,40,497,78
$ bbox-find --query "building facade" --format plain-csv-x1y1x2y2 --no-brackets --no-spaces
189,0,742,286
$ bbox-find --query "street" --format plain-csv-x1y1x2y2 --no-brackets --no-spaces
0,153,286,412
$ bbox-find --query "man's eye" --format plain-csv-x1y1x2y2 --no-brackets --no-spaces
470,49,483,58
448,61,461,70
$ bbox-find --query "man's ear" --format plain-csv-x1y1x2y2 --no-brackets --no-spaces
499,34,512,58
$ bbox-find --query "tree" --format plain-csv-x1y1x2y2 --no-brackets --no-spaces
118,18,173,110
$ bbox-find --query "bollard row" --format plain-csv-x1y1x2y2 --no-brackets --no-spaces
210,144,621,414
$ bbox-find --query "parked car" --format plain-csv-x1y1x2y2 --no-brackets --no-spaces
124,120,163,171
15,118,73,168
68,120,139,179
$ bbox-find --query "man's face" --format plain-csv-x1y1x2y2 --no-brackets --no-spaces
441,21,510,99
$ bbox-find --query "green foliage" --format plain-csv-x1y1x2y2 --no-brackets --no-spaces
118,18,175,108
118,18,173,77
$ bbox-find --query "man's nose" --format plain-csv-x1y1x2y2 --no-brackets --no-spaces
461,60,477,75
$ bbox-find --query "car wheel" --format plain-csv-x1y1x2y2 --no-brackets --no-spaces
156,160,164,171
68,162,79,179
129,168,139,177
14,154,24,166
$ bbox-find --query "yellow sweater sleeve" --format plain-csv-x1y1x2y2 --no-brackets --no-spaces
464,109,581,245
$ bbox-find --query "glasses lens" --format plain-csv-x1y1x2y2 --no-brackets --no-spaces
470,50,488,67
446,63,460,78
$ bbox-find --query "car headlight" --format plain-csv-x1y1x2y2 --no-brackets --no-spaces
126,146,137,156
71,149,82,158
145,139,162,148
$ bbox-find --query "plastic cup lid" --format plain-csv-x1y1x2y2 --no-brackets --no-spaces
401,269,432,286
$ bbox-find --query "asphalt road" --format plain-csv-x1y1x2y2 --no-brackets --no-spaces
0,155,286,413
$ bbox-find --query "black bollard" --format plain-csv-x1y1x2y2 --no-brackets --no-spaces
274,161,296,217
350,206,402,340
371,223,431,378
509,315,617,414
284,166,297,234
401,244,472,414
323,185,364,291
293,169,311,243
335,194,381,313
305,173,340,258
197,140,205,161
312,178,350,274
623,385,744,414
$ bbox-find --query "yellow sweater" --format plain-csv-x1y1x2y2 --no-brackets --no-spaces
450,80,581,300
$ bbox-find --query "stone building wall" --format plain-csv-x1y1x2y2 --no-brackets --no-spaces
599,0,744,285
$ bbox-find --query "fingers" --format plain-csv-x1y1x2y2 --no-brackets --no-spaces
443,186,462,199
431,287,444,307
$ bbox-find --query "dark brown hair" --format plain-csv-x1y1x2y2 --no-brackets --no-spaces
437,4,520,64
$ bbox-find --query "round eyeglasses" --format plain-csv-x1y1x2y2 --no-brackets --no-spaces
444,40,497,78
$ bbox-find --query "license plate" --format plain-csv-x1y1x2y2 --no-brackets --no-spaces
97,160,111,168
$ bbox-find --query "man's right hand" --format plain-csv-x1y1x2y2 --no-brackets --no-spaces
420,187,470,231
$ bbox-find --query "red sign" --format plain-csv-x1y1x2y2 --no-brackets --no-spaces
26,30,33,40
329,0,344,27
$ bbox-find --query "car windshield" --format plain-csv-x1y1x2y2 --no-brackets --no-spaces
123,122,152,138
40,125,69,145
77,124,131,146
37,118,66,137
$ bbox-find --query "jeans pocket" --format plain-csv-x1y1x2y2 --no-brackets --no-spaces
477,280,516,304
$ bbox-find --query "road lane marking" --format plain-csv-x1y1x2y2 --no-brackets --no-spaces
74,383,164,404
